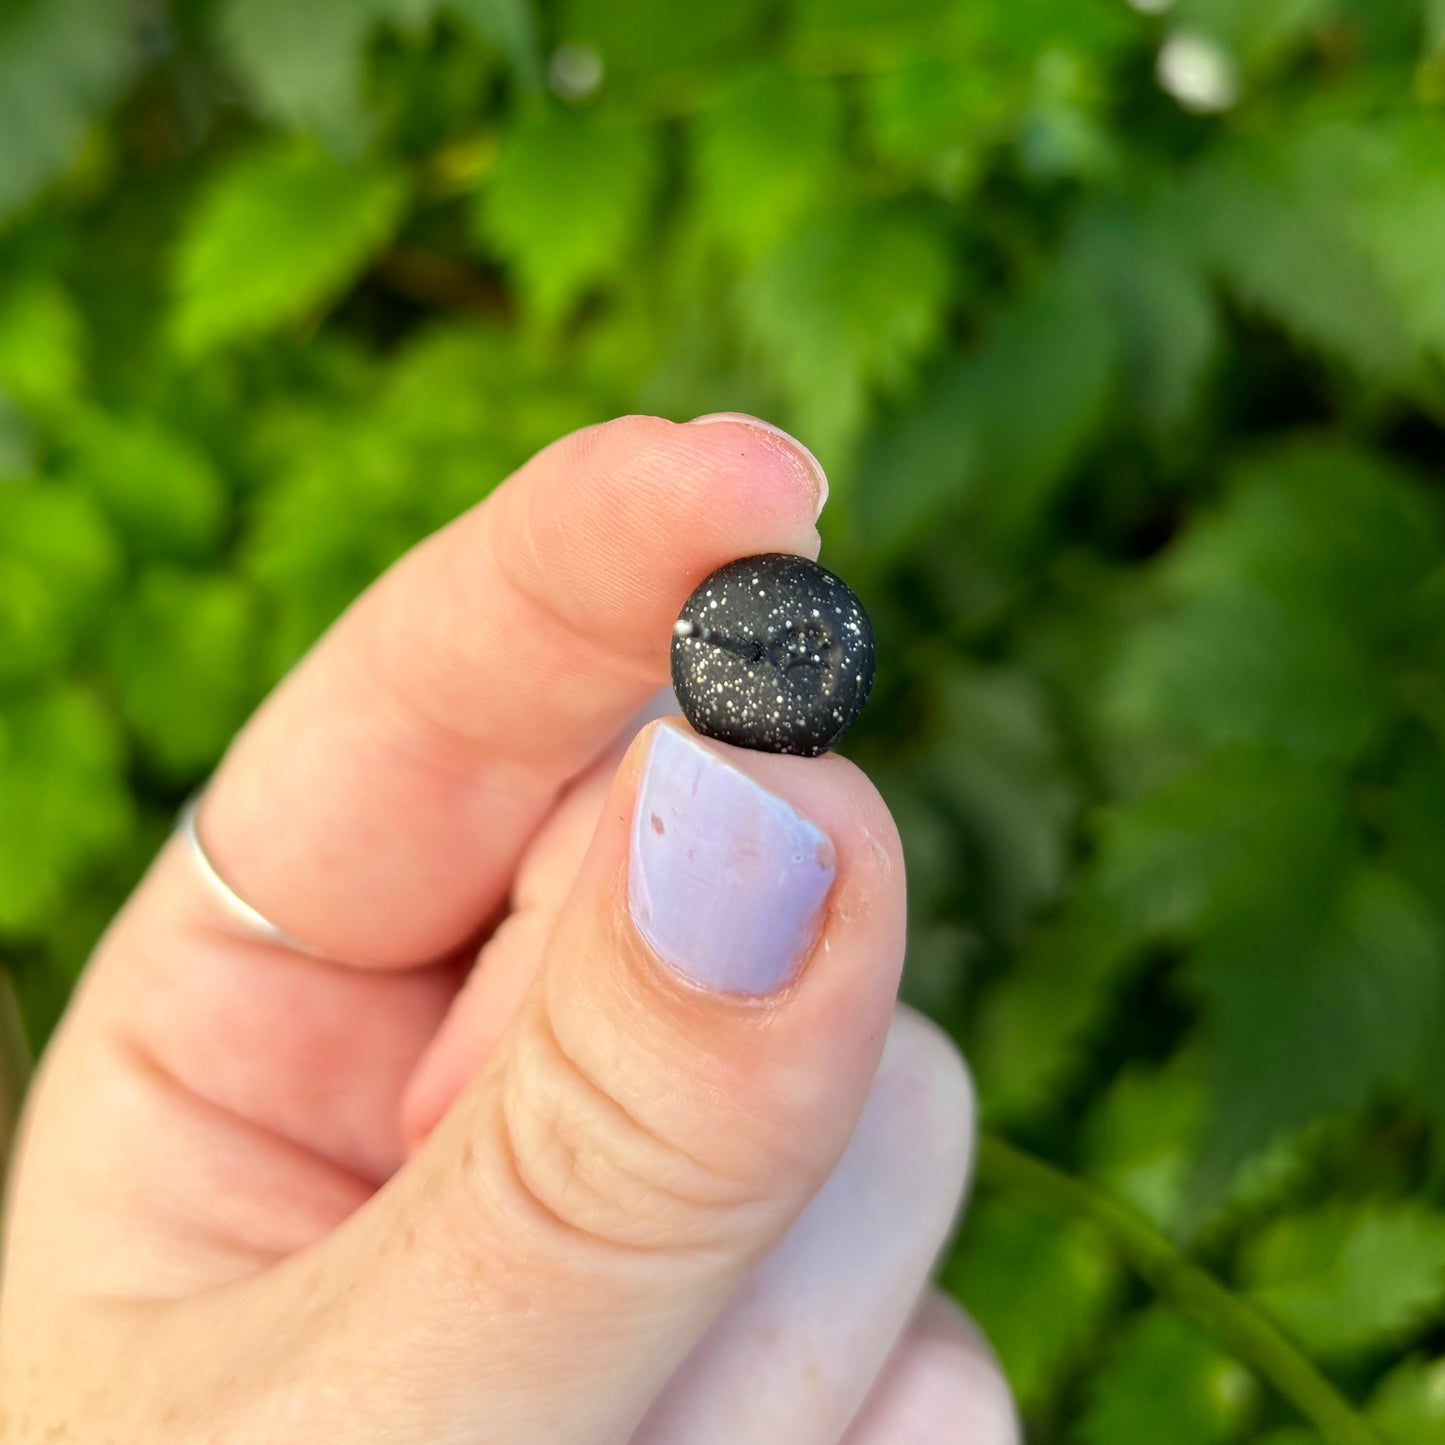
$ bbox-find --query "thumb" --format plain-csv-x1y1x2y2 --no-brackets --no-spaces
273,720,906,1444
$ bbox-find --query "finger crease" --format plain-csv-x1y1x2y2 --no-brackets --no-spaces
490,1089,683,1261
117,1032,385,1196
532,999,754,1204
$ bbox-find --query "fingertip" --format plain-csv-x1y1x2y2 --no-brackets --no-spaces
686,412,829,522
536,413,824,568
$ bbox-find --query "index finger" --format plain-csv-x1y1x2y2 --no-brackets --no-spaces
193,414,825,966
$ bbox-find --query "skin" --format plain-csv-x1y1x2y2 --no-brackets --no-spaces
0,415,1020,1445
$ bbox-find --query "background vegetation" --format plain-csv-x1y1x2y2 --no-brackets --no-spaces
3,0,1445,1439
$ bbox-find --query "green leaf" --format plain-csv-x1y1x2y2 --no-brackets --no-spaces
1014,42,1120,184
970,895,1139,1126
1382,744,1445,1149
1430,0,1445,50
223,0,540,129
106,568,262,780
1117,593,1383,762
1188,117,1445,386
1084,1061,1205,1233
220,0,373,141
690,69,845,259
855,263,1117,552
952,0,1140,59
1112,444,1442,763
881,786,979,1019
790,0,969,54
921,666,1081,943
218,0,449,142
862,58,1013,196
0,0,134,226
1367,1357,1445,1445
1076,737,1444,1203
1170,0,1334,67
943,1196,1120,1410
1385,743,1445,934
243,404,436,674
848,361,978,555
559,0,770,79
446,0,541,86
382,321,601,464
1166,445,1441,614
1188,136,1414,384
0,684,132,936
1083,1055,1339,1244
1343,117,1445,367
172,139,408,353
1192,868,1444,1203
0,393,35,476
1067,197,1221,439
1251,1355,1445,1445
0,275,84,409
1082,1308,1257,1445
476,107,659,322
64,411,228,560
0,482,122,686
1091,749,1347,943
1242,1203,1445,1361
739,201,954,459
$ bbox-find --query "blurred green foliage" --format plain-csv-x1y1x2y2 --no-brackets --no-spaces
2,0,1445,1438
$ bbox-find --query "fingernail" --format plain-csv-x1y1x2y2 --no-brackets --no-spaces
688,412,829,521
629,725,836,996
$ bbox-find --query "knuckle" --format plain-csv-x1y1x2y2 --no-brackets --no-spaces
489,993,760,1257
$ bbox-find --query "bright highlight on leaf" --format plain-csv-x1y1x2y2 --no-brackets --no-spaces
171,140,408,354
1082,1309,1256,1445
0,277,85,410
1243,1203,1445,1361
475,106,658,321
690,69,845,258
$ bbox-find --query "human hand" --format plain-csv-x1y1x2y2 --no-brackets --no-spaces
0,416,1017,1444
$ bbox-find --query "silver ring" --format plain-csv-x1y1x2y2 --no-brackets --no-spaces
177,796,332,957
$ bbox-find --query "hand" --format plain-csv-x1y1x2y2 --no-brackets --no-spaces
0,416,1018,1444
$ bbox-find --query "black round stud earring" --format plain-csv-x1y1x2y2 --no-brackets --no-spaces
670,553,876,757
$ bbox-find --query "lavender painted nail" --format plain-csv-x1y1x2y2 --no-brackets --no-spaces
628,725,836,995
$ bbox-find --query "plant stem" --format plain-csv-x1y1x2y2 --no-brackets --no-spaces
975,1133,1385,1445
